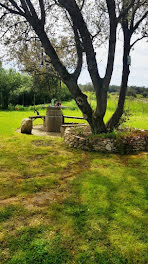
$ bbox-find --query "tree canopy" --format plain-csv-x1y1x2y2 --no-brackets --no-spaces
0,0,147,132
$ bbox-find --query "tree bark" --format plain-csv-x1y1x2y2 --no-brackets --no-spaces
64,79,107,133
95,0,117,124
107,23,131,130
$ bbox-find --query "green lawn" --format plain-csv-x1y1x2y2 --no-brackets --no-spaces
0,97,148,264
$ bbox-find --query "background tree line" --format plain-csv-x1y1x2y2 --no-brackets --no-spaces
80,83,148,98
0,63,72,110
1,59,147,111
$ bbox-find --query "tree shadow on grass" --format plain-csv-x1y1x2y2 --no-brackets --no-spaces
1,152,147,264
57,164,148,264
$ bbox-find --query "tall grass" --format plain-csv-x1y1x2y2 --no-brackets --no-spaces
63,93,148,129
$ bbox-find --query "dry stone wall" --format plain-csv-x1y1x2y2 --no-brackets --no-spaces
64,127,148,154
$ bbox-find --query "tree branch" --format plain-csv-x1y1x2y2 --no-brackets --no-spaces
0,3,21,16
0,21,27,39
0,12,8,20
130,0,141,31
20,0,31,16
80,0,85,11
132,11,148,32
58,0,101,90
9,0,25,15
130,34,148,48
104,0,117,89
61,8,82,80
72,25,83,80
117,0,136,23
25,0,38,18
39,0,46,26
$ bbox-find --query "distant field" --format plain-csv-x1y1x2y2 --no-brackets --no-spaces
62,93,148,130
0,94,148,264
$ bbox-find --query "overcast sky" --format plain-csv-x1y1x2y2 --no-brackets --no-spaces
78,38,148,87
2,38,148,88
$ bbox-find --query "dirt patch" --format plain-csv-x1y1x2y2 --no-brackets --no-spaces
32,125,61,137
31,139,54,147
0,197,19,206
118,151,148,166
28,153,47,160
23,191,66,207
17,125,61,138
60,154,91,181
0,190,69,209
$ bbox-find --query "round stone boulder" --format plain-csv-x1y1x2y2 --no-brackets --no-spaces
21,118,32,134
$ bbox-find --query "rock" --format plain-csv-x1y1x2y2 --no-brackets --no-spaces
21,118,32,134
105,143,112,151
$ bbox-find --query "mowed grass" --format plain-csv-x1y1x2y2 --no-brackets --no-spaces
0,96,148,264
0,110,45,137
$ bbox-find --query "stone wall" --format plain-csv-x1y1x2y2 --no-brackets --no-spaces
64,127,148,154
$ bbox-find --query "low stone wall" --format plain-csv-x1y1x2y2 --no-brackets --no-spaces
61,123,87,137
64,127,148,154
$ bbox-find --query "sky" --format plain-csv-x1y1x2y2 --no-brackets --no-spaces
78,38,148,87
1,38,148,88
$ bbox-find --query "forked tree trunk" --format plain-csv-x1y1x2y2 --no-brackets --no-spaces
33,25,107,133
65,80,107,133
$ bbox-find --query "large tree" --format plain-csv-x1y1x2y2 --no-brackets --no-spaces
0,0,147,133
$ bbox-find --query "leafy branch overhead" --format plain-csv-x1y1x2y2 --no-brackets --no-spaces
0,0,147,133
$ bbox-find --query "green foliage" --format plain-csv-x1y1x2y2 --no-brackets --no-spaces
32,72,58,103
80,82,95,92
9,74,33,106
0,66,22,109
59,82,72,101
0,63,72,108
127,90,137,97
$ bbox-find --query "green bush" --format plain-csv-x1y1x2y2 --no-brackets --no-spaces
15,105,25,111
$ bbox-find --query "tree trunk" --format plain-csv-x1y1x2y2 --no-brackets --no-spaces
2,92,9,109
107,25,131,130
91,116,107,133
94,80,107,133
65,79,107,133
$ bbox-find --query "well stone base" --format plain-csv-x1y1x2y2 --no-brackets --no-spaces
64,126,148,154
